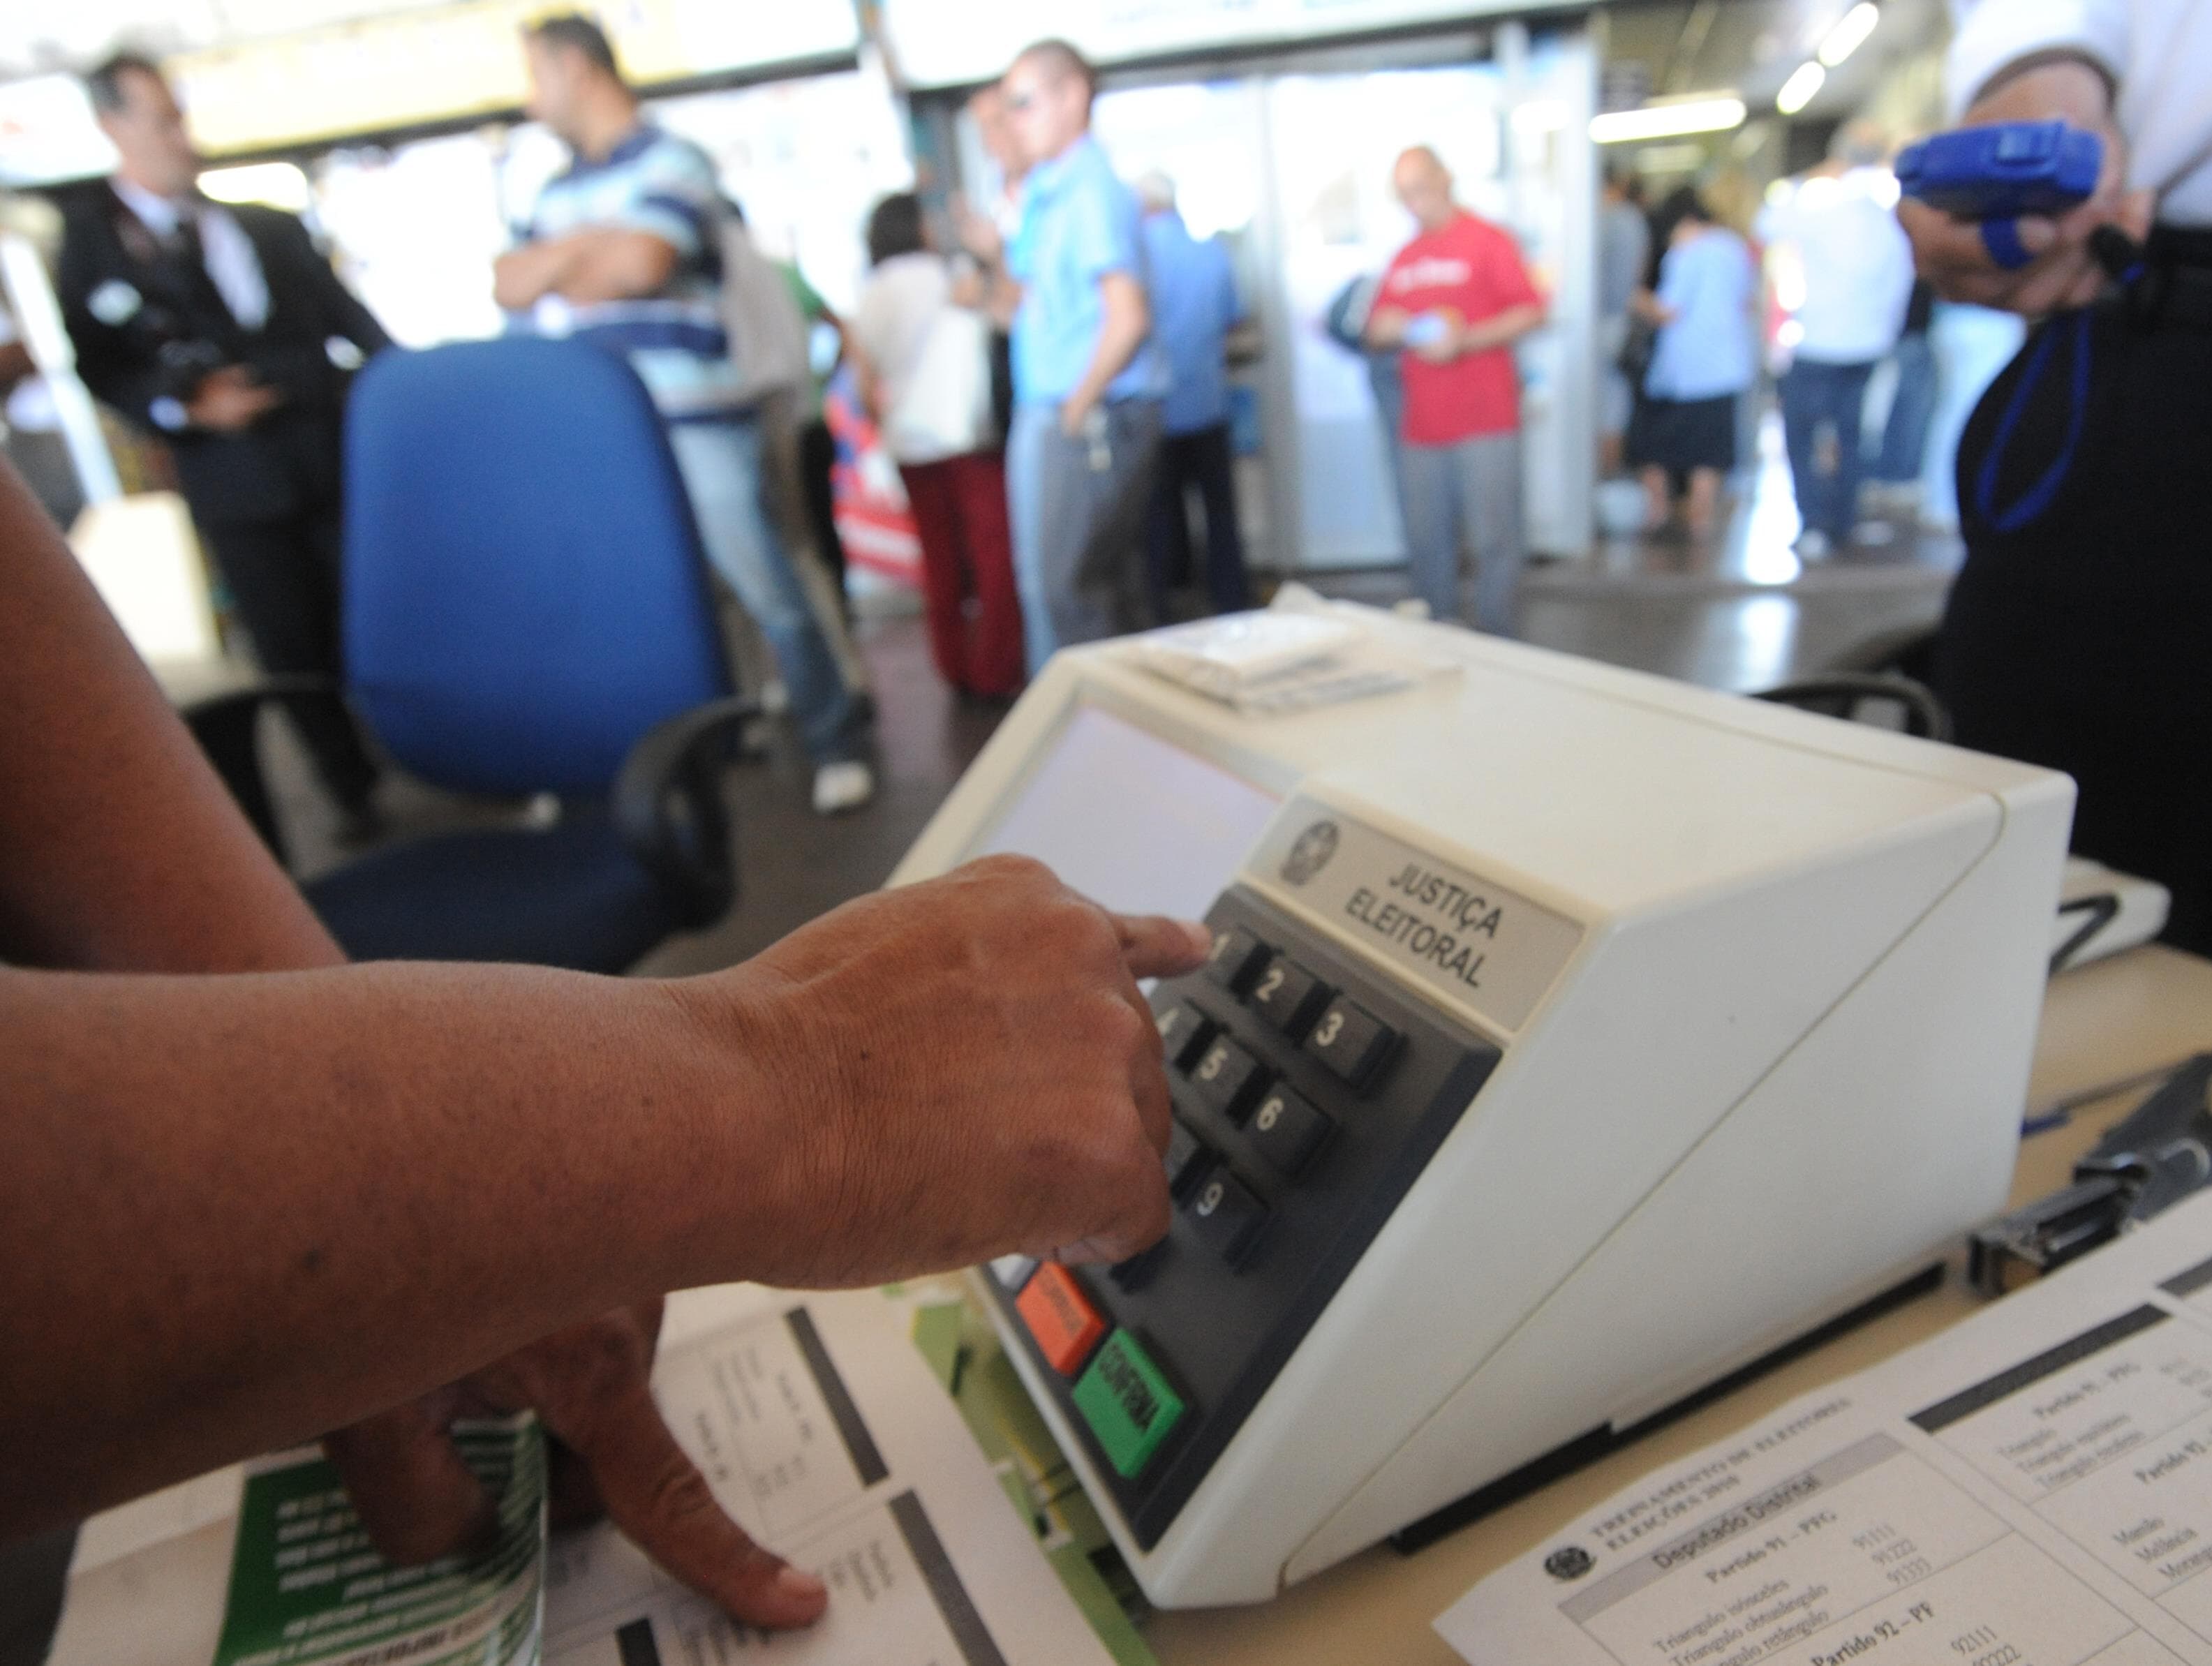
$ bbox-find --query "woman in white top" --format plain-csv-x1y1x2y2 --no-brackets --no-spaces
850,194,1024,699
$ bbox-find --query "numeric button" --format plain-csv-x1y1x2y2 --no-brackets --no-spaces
1190,1034,1268,1123
1155,1000,1215,1071
1185,1170,1268,1263
1162,1120,1212,1197
1247,955,1330,1037
1203,925,1270,994
1247,1085,1333,1176
1304,996,1397,1089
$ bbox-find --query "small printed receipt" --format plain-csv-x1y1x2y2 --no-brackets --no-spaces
1438,1193,2212,1666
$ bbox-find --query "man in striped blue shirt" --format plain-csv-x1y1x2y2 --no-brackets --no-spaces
496,15,872,814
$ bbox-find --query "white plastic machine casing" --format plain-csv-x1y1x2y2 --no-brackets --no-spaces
889,605,2073,1609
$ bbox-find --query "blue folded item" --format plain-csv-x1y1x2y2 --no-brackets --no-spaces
1895,120,2102,221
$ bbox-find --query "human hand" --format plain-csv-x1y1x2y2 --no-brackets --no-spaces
1058,394,1095,438
1413,325,1462,364
327,1302,830,1631
186,366,283,431
680,855,1211,1284
1897,57,2153,315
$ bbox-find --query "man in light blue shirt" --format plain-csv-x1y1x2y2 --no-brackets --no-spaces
1136,172,1250,618
963,40,1165,674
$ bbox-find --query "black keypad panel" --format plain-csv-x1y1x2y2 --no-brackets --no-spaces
1247,955,1330,1037
983,884,1501,1552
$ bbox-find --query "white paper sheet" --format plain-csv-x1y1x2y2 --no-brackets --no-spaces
45,1286,1116,1666
1437,1192,2212,1666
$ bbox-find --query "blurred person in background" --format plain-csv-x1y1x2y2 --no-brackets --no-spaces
852,192,1023,701
0,299,83,528
960,84,1026,438
1628,191,1757,541
1596,170,1649,479
1135,170,1252,621
1364,145,1545,635
60,52,390,842
496,15,873,816
1903,0,2211,951
1757,124,1916,559
772,242,855,612
960,40,1165,674
1868,278,1940,515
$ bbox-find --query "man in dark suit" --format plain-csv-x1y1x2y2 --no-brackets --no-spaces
59,53,389,838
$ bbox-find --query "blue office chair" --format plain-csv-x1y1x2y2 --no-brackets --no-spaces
187,337,753,971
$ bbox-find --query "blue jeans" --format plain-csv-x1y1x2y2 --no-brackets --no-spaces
1779,358,1876,543
1873,333,1939,485
668,417,863,764
1006,399,1162,676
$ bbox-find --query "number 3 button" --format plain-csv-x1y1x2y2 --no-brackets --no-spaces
1303,996,1396,1090
1247,1085,1332,1176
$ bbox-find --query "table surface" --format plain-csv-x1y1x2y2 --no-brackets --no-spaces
1146,943,2212,1664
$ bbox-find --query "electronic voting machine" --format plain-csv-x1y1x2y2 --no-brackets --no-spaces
888,602,2073,1607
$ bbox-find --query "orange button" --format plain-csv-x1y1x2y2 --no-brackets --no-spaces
1016,1263,1108,1376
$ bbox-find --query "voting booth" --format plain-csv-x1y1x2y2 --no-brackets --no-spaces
889,602,2073,1608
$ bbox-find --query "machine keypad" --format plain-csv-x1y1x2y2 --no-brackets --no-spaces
1247,955,1330,1037
1203,925,1270,993
1185,1169,1268,1263
1246,1084,1333,1176
1304,995,1397,1089
1156,1000,1215,1071
1189,1034,1269,1122
986,884,1500,1552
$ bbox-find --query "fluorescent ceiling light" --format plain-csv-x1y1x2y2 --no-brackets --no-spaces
1776,61,1826,115
1818,3,1880,68
1589,96,1747,145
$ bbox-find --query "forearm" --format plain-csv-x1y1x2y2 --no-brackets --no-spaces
541,230,678,306
1066,278,1148,417
1365,304,1409,349
0,462,341,973
492,240,580,311
982,267,1021,330
1462,303,1545,352
0,960,780,1535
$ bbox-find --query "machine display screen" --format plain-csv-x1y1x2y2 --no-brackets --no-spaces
976,704,1281,923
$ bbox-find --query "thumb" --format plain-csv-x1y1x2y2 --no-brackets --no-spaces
1116,913,1211,981
557,1379,829,1631
325,1398,497,1567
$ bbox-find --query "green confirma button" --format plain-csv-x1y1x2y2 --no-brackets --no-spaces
1072,1330,1185,1478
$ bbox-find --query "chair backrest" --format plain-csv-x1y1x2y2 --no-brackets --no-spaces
343,337,734,796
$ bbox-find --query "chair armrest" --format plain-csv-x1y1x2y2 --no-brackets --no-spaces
179,675,348,868
612,695,761,930
1753,673,1954,744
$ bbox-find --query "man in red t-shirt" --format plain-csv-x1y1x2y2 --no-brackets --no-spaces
1365,147,1545,634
